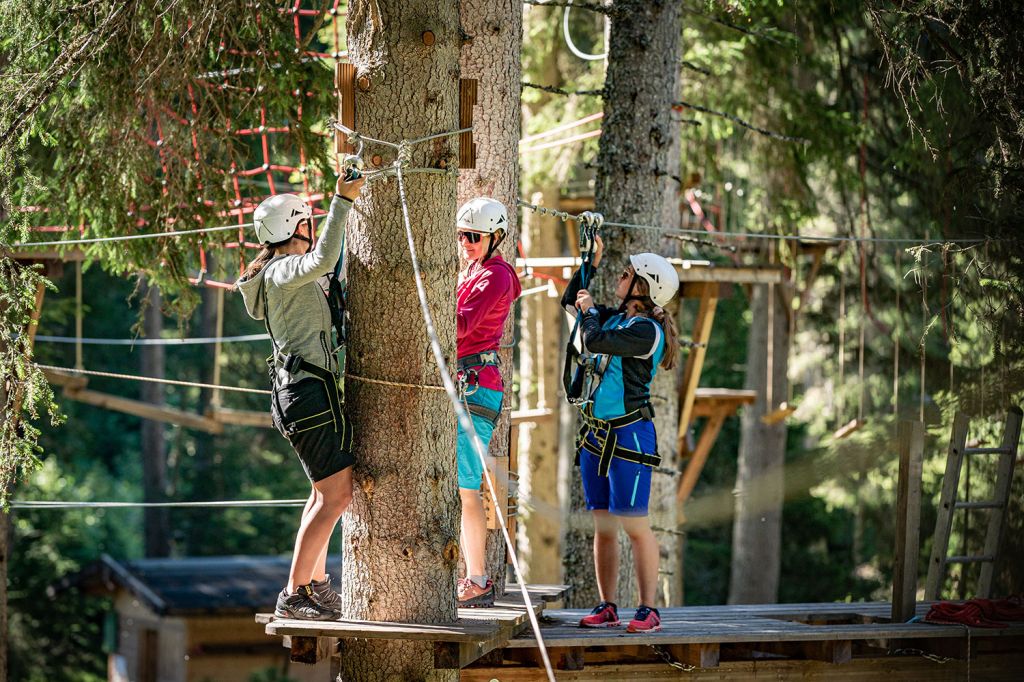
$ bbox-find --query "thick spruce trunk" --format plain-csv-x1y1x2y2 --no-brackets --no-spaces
141,281,171,557
728,282,788,604
457,0,522,593
516,186,565,584
340,1,461,679
563,0,682,609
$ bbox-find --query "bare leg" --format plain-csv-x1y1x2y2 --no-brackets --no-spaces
288,491,318,585
619,514,660,607
459,488,487,578
593,510,619,603
287,468,353,593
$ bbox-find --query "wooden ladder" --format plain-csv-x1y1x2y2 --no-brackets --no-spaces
925,406,1023,600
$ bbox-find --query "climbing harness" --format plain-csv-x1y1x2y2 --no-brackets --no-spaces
575,403,661,477
457,350,501,400
563,210,604,406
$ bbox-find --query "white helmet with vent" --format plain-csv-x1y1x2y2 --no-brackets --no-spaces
629,253,679,307
253,194,312,245
456,197,508,234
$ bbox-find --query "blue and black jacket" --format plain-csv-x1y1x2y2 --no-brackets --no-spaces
562,266,665,475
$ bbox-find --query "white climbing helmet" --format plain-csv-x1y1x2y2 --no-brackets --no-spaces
456,197,508,234
253,194,312,245
629,253,679,307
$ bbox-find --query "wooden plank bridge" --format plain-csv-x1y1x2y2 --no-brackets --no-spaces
259,592,1024,679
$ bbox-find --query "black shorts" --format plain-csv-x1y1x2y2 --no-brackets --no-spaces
271,377,354,482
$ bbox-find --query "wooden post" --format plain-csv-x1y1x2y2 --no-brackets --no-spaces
892,420,924,623
676,282,718,455
925,413,970,600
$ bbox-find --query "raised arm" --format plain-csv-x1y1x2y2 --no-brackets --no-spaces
579,314,661,358
266,194,353,288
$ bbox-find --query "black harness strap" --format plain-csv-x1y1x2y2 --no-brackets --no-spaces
457,350,501,372
466,401,501,426
576,403,660,476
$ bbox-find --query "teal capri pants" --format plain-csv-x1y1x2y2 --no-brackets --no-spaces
457,386,503,490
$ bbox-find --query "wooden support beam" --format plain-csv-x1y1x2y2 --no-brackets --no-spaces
666,642,720,668
62,387,224,434
208,406,272,428
459,79,477,169
41,368,88,391
288,635,335,665
676,282,718,454
677,411,726,504
892,420,924,623
335,63,357,156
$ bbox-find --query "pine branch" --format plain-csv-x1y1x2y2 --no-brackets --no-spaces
522,82,605,97
681,5,794,45
680,60,713,76
674,100,809,143
522,0,611,15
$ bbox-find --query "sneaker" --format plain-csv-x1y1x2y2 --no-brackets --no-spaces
312,574,341,611
457,578,495,608
627,605,661,633
274,584,340,621
579,601,620,628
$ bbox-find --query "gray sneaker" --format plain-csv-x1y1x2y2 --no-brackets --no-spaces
312,574,342,611
274,584,340,621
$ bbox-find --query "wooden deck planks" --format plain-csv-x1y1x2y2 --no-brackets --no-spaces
502,602,1024,648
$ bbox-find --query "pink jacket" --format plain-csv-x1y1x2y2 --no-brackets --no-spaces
457,255,521,392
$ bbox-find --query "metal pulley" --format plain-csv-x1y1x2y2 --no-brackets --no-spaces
576,211,603,253
341,154,364,181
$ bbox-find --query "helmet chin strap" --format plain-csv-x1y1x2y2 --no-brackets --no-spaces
291,219,313,254
618,274,645,313
481,230,505,263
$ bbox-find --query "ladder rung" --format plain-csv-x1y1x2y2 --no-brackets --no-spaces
955,501,1004,510
946,555,995,564
964,447,1012,455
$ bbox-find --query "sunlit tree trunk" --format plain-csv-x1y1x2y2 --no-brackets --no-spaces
517,187,565,584
457,0,522,593
340,1,461,678
565,0,681,609
141,280,171,557
728,282,788,603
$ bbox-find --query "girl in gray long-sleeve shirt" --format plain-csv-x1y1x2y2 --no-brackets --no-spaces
236,173,363,621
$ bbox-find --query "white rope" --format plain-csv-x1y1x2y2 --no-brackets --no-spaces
520,112,603,146
563,4,607,61
517,198,994,246
36,364,272,395
392,148,556,682
11,221,250,249
12,499,305,509
34,333,269,346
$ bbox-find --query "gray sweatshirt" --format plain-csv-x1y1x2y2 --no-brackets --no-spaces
237,194,353,387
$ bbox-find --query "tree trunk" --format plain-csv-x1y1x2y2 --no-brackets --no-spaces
565,0,681,609
728,282,788,604
0,503,7,681
516,186,565,584
141,280,171,558
457,0,522,593
341,2,461,679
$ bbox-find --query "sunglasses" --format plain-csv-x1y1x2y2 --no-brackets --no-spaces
457,231,484,244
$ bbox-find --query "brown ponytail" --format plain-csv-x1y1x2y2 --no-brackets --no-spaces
631,277,678,370
238,246,277,284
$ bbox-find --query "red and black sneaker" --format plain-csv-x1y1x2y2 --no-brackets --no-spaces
579,601,621,628
627,605,661,633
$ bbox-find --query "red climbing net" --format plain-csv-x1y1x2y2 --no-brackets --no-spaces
23,1,349,290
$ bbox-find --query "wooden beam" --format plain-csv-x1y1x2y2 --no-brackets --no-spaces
676,283,718,454
41,368,88,392
459,79,477,169
892,420,924,623
677,411,727,505
335,62,357,156
666,642,720,668
208,406,272,428
62,387,224,434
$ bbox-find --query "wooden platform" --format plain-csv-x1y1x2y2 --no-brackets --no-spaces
464,600,1024,680
257,584,569,670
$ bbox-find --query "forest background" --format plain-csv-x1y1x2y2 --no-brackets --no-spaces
1,1,1022,680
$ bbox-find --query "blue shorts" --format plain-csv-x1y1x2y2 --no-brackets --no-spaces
579,420,656,516
457,386,503,490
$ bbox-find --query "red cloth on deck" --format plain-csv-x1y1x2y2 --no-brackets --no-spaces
924,597,1024,628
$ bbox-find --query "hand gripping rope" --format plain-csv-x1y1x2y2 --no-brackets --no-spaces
383,126,556,682
566,211,603,407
